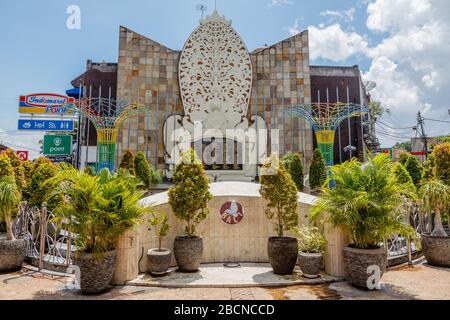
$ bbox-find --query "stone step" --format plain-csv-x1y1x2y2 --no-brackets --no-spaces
50,242,78,258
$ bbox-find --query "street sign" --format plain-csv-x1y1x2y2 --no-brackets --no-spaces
43,135,72,156
19,93,75,114
16,150,29,161
18,119,74,131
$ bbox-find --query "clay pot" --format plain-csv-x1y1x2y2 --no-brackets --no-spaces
147,248,172,275
267,237,298,275
343,246,387,289
298,252,323,278
0,237,26,272
173,236,203,272
73,250,116,294
421,233,450,267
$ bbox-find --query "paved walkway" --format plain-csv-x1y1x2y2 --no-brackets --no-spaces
0,263,449,300
128,263,340,288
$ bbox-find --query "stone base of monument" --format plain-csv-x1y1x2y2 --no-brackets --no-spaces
126,263,342,288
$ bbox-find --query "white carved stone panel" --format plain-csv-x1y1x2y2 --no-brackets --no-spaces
178,11,253,131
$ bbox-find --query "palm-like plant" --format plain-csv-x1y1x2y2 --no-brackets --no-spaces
311,154,417,249
0,176,21,241
47,164,149,256
419,179,450,237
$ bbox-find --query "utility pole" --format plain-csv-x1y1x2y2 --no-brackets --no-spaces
417,111,428,160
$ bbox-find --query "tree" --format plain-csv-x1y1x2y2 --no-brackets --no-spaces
419,179,450,237
168,149,212,237
405,155,423,187
259,154,298,237
309,149,327,191
287,153,304,191
83,166,95,176
148,211,171,251
312,154,417,249
119,149,135,175
47,164,148,256
433,142,450,185
398,152,410,166
134,151,162,190
422,153,435,181
2,149,26,192
282,152,295,171
0,155,21,241
393,162,414,186
25,159,61,210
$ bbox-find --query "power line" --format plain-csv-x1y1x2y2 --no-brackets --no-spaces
377,120,415,131
423,118,450,124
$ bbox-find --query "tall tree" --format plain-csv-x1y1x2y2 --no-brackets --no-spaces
309,149,327,192
287,153,304,191
405,155,423,187
259,154,298,237
119,149,135,176
433,142,450,185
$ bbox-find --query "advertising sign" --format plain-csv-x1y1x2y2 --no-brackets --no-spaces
19,93,75,114
43,135,72,156
18,119,74,131
15,150,29,161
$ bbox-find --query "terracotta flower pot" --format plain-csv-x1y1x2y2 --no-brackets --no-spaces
74,250,116,294
298,252,323,278
343,246,387,289
421,233,450,267
147,248,172,275
173,236,203,272
267,237,298,275
0,238,26,272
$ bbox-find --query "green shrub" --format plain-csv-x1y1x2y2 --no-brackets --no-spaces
282,152,295,171
119,149,135,176
2,149,26,191
83,166,95,176
398,152,409,166
26,159,61,210
148,211,171,251
0,155,21,240
168,149,212,237
134,151,162,190
309,149,327,191
405,155,423,187
312,154,417,249
419,179,450,236
422,153,435,181
295,226,327,254
259,154,298,237
48,164,148,256
433,142,450,185
287,153,304,191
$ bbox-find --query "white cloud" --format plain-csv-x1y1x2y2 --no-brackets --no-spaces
307,24,369,61
319,8,356,22
267,0,293,8
288,0,450,145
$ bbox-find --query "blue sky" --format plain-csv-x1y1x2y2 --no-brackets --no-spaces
0,0,449,157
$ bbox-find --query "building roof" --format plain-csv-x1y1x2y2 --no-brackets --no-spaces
310,65,361,77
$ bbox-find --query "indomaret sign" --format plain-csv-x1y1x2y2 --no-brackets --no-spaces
19,93,75,114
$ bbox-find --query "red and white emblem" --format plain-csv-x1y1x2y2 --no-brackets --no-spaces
220,201,244,225
16,150,29,161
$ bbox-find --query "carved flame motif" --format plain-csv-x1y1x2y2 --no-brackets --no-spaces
178,11,253,130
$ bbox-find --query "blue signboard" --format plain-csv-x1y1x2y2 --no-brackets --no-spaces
18,119,74,131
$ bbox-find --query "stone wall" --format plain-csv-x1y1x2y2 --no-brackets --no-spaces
115,26,313,172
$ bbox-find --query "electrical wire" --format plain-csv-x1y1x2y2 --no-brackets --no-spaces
423,118,450,124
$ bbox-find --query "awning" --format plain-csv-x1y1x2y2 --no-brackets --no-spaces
66,87,83,99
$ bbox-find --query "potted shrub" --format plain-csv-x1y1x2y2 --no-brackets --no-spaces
48,165,148,293
419,179,450,267
312,154,417,288
260,154,299,275
296,226,327,278
0,155,25,272
168,149,212,272
147,211,172,275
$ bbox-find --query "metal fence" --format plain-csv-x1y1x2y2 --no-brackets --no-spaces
13,202,74,271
